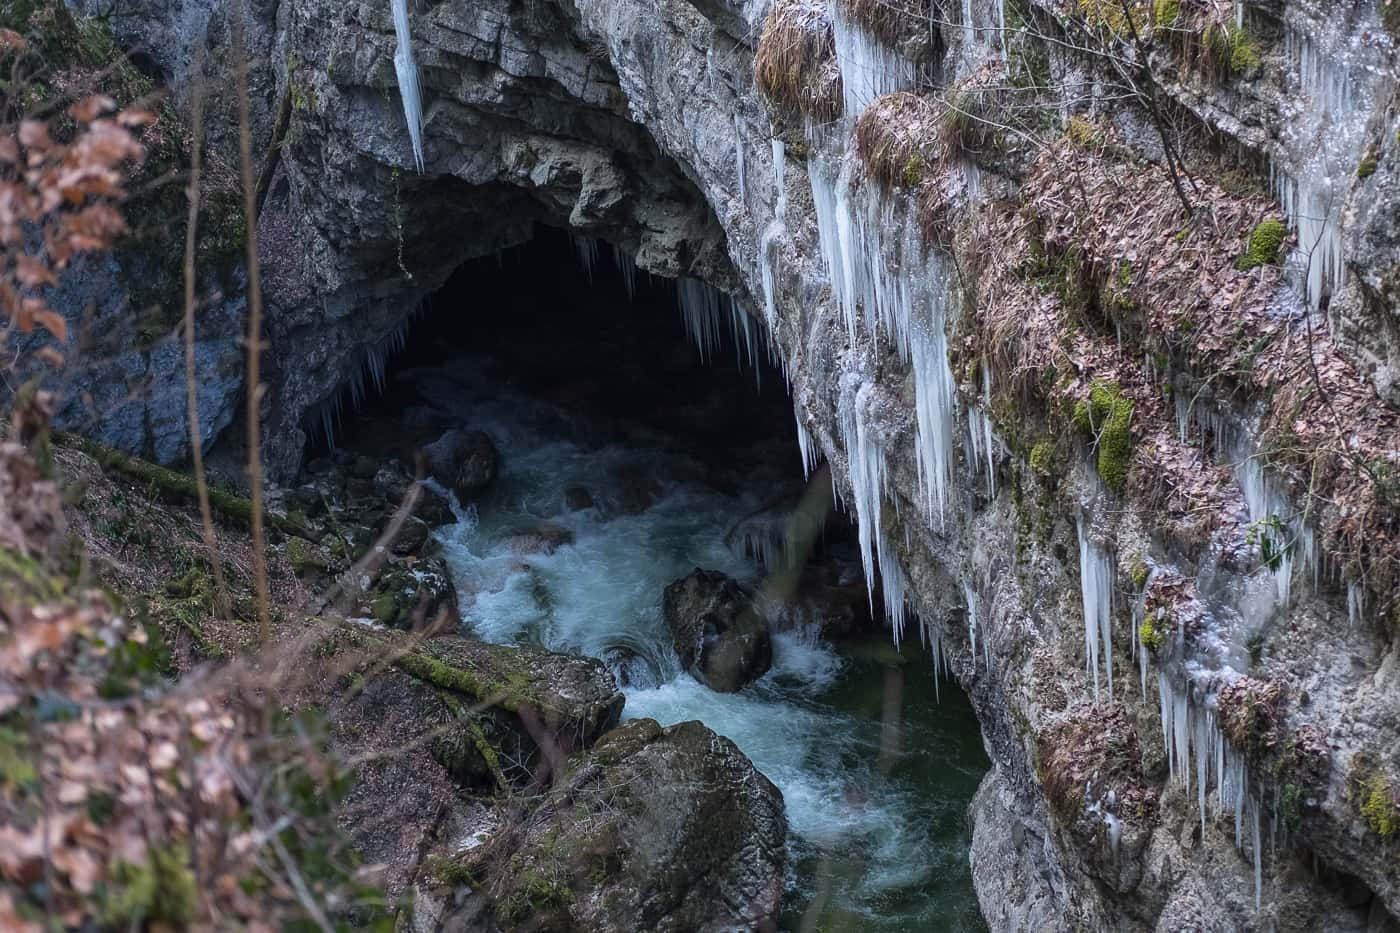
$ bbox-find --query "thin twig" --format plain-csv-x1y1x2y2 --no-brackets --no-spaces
181,46,232,622
232,2,272,648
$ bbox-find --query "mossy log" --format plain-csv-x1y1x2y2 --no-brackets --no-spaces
57,433,314,540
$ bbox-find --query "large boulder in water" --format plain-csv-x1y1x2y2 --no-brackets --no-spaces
664,569,772,692
422,429,498,501
413,717,787,932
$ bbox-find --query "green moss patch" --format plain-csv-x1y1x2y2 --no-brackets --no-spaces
1235,217,1287,270
1072,380,1135,492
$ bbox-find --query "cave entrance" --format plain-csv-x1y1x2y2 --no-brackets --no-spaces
314,225,987,930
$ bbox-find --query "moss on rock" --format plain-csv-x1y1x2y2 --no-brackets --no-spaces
1360,770,1398,838
1072,381,1134,492
1236,217,1287,270
102,844,198,928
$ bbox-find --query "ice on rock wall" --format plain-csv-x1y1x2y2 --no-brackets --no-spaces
1158,670,1265,910
1273,10,1389,310
828,1,916,116
965,365,998,498
391,0,425,172
1077,519,1114,698
733,112,748,204
839,377,910,641
761,139,788,327
808,142,960,525
795,405,821,478
1216,416,1316,620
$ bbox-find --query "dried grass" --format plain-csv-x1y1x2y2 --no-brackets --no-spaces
839,0,938,51
754,0,843,122
854,91,943,189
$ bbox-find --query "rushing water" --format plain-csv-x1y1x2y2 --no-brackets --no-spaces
393,342,987,929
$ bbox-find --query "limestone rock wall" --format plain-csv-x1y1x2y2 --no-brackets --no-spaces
80,0,1400,927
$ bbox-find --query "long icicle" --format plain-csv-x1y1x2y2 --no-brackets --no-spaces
392,0,425,172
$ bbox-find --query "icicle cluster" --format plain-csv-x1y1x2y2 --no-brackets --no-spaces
964,364,997,498
675,278,771,380
839,377,910,641
1158,672,1264,910
808,150,960,526
573,234,601,285
731,504,827,571
391,0,425,172
309,319,410,447
828,3,915,117
1272,11,1386,310
1077,519,1114,698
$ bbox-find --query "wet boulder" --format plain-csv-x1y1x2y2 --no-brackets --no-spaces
602,644,656,688
368,555,459,630
418,718,786,932
423,429,498,502
337,626,625,789
502,520,574,557
374,461,455,526
664,569,772,692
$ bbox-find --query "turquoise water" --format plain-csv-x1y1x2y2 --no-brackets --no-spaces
412,359,988,930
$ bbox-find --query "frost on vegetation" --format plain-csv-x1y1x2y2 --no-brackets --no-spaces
392,0,425,172
753,0,843,121
1077,519,1114,698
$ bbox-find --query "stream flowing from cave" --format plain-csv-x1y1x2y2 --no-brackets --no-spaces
397,349,986,930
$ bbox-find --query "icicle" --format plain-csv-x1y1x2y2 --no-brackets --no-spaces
573,235,600,285
795,406,820,478
772,138,788,222
1077,519,1114,698
1347,582,1364,627
733,112,747,204
761,138,788,328
962,579,979,669
761,221,785,329
1271,13,1384,311
619,253,637,301
828,1,916,117
840,378,908,642
391,0,425,172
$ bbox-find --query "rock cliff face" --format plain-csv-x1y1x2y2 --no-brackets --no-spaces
82,0,1400,927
